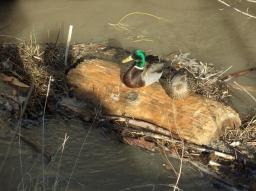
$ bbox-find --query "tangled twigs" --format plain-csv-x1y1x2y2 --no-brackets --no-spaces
224,114,256,143
169,52,231,102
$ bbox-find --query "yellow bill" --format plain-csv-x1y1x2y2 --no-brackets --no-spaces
122,55,134,63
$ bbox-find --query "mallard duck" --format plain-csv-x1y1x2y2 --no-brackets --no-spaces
121,49,190,99
165,71,189,99
159,65,190,99
121,49,164,88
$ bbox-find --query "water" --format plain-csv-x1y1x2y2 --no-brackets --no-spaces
0,117,228,191
0,0,256,190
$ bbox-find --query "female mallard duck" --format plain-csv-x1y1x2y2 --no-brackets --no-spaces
162,70,190,99
121,49,164,88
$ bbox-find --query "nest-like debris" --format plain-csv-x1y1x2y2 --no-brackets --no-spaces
18,42,67,96
223,111,256,158
165,53,231,104
105,116,255,189
0,42,67,116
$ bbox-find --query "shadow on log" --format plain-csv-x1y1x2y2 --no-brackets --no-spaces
67,59,241,145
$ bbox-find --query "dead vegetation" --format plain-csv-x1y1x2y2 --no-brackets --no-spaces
0,37,67,117
223,111,256,158
164,52,231,104
0,41,256,190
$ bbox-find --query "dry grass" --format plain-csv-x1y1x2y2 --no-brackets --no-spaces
18,34,66,96
18,36,49,96
0,34,67,116
164,52,231,103
223,112,256,158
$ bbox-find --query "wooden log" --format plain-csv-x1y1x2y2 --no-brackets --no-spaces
67,59,241,145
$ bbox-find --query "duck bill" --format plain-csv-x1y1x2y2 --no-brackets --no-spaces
122,55,134,63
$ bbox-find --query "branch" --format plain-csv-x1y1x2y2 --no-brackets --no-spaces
218,0,256,19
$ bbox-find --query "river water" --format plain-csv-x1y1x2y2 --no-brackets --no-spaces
0,116,229,191
0,0,256,190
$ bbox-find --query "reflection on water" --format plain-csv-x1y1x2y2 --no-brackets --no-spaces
0,117,228,191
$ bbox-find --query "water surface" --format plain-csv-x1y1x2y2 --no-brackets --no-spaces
0,117,229,191
0,0,256,190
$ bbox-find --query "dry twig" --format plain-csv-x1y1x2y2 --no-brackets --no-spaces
42,76,53,190
218,0,256,19
232,81,256,102
64,25,73,66
109,12,168,43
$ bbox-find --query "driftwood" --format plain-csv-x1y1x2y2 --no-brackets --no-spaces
67,59,241,145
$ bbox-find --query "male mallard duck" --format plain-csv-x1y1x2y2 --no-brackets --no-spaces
121,49,164,88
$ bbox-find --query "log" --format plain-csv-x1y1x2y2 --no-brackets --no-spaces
67,59,241,145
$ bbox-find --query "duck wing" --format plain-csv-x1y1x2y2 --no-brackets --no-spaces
143,62,164,86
